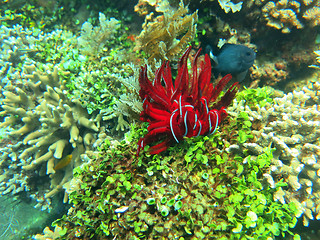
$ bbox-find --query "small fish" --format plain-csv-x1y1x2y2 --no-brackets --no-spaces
115,206,129,214
54,154,72,171
207,44,256,82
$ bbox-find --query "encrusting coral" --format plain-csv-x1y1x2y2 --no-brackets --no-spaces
227,81,320,226
0,64,99,209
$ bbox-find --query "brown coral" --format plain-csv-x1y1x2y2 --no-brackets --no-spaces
250,60,288,86
134,2,198,61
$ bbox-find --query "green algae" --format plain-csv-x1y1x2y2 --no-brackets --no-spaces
52,104,300,239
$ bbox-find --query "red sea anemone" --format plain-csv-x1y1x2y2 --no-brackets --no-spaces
137,46,238,155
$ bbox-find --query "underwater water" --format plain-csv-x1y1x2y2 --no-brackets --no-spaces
0,0,320,239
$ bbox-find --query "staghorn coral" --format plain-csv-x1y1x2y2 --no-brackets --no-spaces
0,65,99,209
134,1,198,61
0,23,84,209
227,81,320,226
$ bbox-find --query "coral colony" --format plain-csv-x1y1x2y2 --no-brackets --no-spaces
137,46,238,155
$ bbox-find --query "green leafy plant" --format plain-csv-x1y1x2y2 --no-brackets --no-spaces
53,118,300,239
237,86,273,109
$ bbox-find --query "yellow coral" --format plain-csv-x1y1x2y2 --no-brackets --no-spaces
303,6,320,27
261,0,320,32
0,65,99,208
262,1,303,33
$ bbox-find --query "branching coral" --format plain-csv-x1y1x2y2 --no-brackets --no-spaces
228,82,320,226
134,1,198,61
0,65,99,208
0,23,79,207
137,46,238,155
261,0,320,33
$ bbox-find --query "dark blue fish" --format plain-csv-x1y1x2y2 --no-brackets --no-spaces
207,44,256,82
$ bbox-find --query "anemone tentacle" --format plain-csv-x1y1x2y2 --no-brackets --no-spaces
137,46,238,155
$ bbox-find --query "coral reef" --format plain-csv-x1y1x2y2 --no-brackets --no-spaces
0,65,99,209
261,0,320,33
2,0,320,239
0,23,92,208
227,81,320,226
218,0,243,13
0,9,141,215
50,119,300,239
250,60,289,87
33,226,65,240
134,1,198,61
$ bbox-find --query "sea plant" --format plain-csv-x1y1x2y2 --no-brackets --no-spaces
236,86,274,109
50,108,300,239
